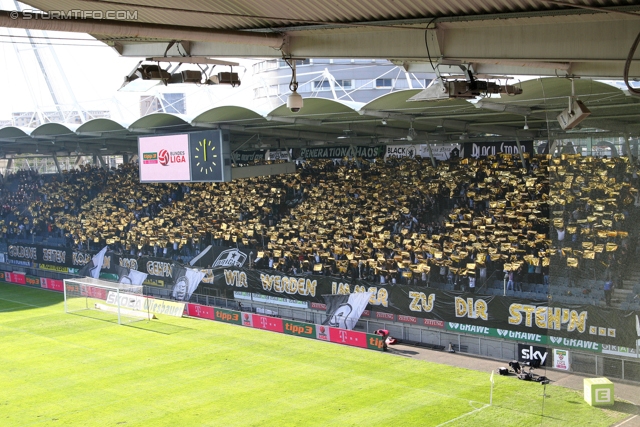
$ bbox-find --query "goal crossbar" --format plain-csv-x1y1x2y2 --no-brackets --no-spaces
63,277,147,325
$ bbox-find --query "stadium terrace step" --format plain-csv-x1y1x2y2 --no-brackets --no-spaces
611,289,635,309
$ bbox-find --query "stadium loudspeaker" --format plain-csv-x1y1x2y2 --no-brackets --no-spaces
557,99,591,130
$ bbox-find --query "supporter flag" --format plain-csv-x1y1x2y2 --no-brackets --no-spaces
115,265,148,286
322,292,372,330
171,264,206,301
78,246,108,279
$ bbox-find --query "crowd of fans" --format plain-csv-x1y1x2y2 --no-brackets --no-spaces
0,152,638,307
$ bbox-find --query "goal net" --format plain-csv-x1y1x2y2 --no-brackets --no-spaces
63,277,149,325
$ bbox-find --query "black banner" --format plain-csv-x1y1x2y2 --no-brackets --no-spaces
7,242,181,288
201,267,640,348
189,246,250,270
8,243,102,271
462,141,533,158
231,150,267,163
296,145,385,159
7,242,640,348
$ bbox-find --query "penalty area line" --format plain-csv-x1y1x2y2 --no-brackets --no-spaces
435,403,490,427
0,296,47,308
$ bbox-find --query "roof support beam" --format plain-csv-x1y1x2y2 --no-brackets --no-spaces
90,15,640,78
0,10,284,48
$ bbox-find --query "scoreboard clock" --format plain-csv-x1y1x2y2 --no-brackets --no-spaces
139,130,231,183
188,130,231,182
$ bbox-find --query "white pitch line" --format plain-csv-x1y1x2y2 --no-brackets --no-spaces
0,296,46,308
0,296,94,350
615,414,639,426
435,403,490,427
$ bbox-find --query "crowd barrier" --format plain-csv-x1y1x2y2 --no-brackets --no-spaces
3,262,639,383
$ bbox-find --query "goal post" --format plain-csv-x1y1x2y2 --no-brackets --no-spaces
63,277,149,325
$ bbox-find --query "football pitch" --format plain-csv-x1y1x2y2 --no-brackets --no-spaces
0,282,629,427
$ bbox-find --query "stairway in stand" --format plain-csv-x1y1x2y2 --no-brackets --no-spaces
612,264,640,309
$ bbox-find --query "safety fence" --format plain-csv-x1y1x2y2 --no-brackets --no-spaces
2,261,639,383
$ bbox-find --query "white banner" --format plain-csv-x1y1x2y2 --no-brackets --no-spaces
233,291,309,308
106,291,185,317
553,348,570,371
266,149,290,161
385,144,459,160
385,145,420,159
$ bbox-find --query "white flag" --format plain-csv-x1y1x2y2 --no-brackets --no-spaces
323,292,372,330
172,265,206,301
79,246,108,279
118,268,148,286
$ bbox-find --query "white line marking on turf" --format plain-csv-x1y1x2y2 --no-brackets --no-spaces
615,414,638,426
0,296,46,308
0,297,94,350
435,403,490,427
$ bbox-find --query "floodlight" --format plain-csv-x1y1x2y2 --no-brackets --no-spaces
409,71,523,102
217,72,241,87
170,70,203,84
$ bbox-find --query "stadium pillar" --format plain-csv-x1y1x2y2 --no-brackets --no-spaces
426,139,436,167
514,136,526,169
624,134,636,175
549,139,557,157
95,155,107,169
52,154,62,175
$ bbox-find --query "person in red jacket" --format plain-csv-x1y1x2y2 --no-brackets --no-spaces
375,329,390,351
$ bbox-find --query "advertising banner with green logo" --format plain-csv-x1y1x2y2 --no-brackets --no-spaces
445,322,604,352
214,308,242,325
283,320,316,339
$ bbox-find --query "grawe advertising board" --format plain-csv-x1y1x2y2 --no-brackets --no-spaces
138,134,191,182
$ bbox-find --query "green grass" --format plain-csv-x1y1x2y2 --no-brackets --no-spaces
0,282,629,427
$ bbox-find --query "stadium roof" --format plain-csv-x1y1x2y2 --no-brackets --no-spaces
2,0,640,78
0,78,638,158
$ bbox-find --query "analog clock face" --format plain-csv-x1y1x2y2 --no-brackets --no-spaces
193,138,218,174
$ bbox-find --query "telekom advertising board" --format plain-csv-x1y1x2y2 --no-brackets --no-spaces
139,134,191,182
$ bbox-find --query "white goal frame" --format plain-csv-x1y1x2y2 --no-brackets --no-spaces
63,277,147,325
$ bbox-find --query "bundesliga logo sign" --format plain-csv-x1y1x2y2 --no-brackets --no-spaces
158,149,187,166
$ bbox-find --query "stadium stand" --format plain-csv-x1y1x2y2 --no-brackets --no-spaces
1,152,638,310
